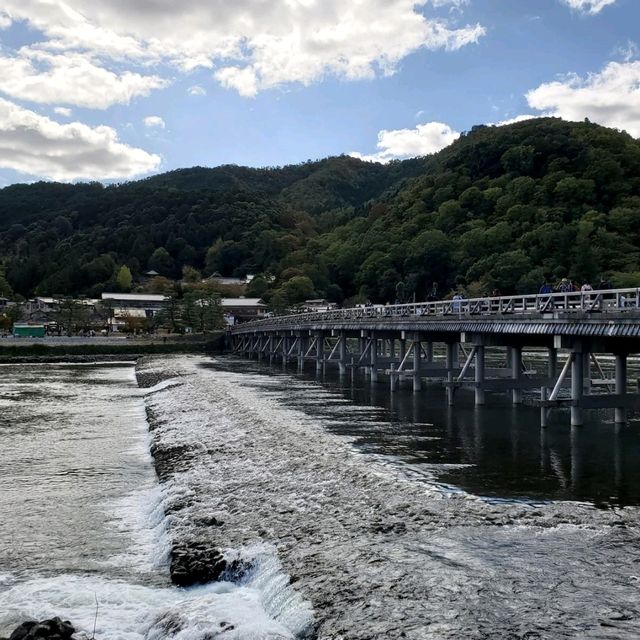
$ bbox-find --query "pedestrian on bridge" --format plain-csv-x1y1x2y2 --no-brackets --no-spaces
539,281,553,295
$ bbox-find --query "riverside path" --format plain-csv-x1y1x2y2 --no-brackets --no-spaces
229,288,640,427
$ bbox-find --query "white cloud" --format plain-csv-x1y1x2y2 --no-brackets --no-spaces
559,0,617,15
526,60,640,137
351,121,460,162
0,98,160,181
615,40,639,62
0,49,168,109
0,14,11,29
2,0,484,97
143,115,165,129
495,114,537,126
53,107,72,117
188,85,206,96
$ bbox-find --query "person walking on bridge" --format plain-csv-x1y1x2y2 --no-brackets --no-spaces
557,278,572,293
539,281,553,295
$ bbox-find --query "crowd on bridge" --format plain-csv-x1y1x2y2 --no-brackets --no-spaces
403,277,615,308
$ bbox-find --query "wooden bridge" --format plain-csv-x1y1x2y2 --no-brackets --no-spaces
228,288,640,426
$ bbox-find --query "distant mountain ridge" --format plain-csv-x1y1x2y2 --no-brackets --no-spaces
1,118,639,304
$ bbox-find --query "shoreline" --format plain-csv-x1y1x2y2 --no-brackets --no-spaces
0,334,224,362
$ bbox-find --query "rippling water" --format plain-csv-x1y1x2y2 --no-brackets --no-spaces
0,362,163,581
207,354,640,507
139,355,640,639
0,361,311,640
4,356,640,639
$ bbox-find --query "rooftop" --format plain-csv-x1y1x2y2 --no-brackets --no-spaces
102,293,168,302
221,298,267,307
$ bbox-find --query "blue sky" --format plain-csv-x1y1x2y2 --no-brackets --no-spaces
0,0,638,185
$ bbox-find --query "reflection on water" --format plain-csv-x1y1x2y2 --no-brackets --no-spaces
214,357,640,507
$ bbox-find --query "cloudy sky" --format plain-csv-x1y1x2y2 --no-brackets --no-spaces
0,0,638,185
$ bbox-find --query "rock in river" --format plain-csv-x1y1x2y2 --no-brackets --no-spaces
8,618,75,640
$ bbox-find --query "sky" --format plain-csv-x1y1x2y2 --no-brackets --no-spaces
0,0,638,186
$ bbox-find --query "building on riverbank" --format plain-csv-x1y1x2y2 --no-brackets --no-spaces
220,298,267,324
13,323,46,338
101,293,168,331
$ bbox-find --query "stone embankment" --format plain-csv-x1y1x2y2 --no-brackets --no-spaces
137,360,231,588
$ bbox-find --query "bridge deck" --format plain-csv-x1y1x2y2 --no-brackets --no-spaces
231,288,640,338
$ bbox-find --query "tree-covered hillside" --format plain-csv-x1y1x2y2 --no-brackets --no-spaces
1,118,639,304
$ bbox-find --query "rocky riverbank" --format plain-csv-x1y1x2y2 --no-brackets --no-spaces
137,354,640,639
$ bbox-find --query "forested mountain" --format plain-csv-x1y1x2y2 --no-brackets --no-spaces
1,118,639,304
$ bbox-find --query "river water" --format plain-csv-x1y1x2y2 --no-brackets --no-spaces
0,361,312,640
2,356,640,639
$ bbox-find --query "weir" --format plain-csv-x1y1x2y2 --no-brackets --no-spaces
229,288,640,427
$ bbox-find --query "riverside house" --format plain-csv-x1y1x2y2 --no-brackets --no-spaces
101,292,169,331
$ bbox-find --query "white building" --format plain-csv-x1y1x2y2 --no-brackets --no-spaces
101,293,168,331
221,298,267,323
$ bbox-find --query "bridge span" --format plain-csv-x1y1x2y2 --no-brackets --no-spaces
229,288,640,427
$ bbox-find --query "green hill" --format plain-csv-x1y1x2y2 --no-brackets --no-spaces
1,117,639,303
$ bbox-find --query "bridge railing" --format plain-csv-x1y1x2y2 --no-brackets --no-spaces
236,288,640,329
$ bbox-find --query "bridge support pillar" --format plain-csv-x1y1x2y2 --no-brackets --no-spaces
583,347,592,395
446,342,455,406
615,353,628,425
297,335,304,371
413,334,422,393
316,333,323,372
370,335,378,384
511,346,523,405
360,336,368,377
571,348,584,427
475,345,485,406
390,363,397,393
540,387,549,428
426,341,433,364
268,336,275,365
338,332,347,376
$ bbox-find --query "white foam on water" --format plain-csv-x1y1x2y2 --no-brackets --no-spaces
102,484,172,574
0,573,304,640
224,545,314,636
1,361,314,640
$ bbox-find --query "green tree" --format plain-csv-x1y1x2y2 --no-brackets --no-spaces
246,275,269,298
116,265,133,291
182,292,223,332
182,265,202,283
0,266,13,298
279,275,314,303
53,298,90,336
148,248,175,276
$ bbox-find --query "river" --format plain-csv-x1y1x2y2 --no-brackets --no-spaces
1,356,640,639
0,361,312,640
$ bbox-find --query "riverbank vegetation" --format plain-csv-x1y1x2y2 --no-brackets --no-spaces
1,118,639,304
